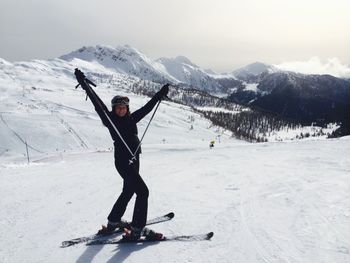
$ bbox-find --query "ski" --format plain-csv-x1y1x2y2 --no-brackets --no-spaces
61,212,174,248
86,232,214,245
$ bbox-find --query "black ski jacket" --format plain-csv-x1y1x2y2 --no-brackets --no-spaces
84,87,161,159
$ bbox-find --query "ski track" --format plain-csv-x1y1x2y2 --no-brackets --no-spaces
36,100,91,150
0,113,45,154
55,114,90,149
239,184,281,263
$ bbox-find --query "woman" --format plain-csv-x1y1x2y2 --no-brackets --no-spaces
74,69,169,240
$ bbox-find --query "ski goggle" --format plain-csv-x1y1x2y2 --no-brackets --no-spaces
111,96,129,107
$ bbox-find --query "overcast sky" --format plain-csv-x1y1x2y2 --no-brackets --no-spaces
0,0,349,72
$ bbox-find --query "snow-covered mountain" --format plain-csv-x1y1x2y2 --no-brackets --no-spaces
1,43,347,142
257,71,350,98
228,65,350,135
60,45,173,84
155,56,223,93
59,45,350,125
229,70,350,126
60,45,226,94
232,62,277,81
1,52,337,162
58,45,350,101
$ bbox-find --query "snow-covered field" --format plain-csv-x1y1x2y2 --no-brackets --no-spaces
1,137,350,263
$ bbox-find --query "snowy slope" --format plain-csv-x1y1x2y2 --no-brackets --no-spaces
1,138,350,263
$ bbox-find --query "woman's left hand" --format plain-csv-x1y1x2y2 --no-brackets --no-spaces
157,84,169,100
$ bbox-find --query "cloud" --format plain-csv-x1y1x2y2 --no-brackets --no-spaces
274,57,350,78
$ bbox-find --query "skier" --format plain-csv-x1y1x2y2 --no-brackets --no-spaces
74,69,169,241
209,140,215,149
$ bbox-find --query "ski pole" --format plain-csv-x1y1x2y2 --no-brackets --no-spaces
133,99,162,156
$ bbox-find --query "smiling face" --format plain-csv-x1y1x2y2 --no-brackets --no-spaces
114,104,128,117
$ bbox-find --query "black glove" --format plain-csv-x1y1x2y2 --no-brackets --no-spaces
74,68,97,90
74,68,86,84
155,84,169,100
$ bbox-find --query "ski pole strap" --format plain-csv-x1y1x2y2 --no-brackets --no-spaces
129,156,137,165
133,99,161,156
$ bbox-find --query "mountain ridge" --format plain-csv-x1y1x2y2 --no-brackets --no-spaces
2,44,350,136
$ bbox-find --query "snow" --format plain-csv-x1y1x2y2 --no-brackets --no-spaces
205,71,237,80
244,83,259,92
197,106,245,114
1,53,350,263
1,139,350,263
265,124,339,142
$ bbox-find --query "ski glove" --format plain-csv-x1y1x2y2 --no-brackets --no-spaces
155,84,170,101
74,68,97,91
74,69,86,86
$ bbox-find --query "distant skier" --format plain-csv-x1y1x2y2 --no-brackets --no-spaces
209,140,215,149
74,69,169,241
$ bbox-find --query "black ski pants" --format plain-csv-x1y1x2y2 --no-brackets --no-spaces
107,155,149,228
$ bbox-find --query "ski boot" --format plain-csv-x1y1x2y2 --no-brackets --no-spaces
143,227,164,241
97,219,129,235
122,226,143,241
